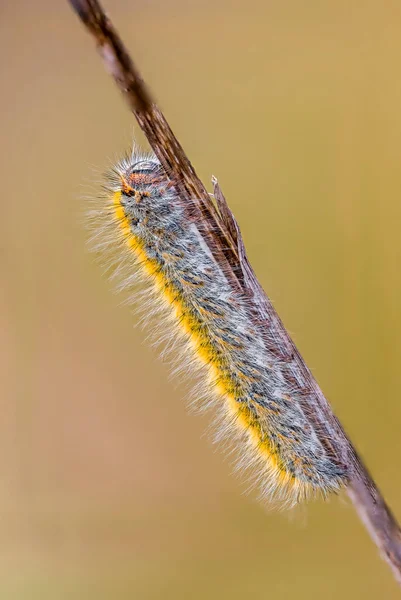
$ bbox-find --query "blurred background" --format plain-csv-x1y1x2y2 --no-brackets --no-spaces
1,0,401,597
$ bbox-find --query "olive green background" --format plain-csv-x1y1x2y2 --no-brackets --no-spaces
1,0,401,598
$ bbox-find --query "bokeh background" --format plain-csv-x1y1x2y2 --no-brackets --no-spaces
1,0,401,597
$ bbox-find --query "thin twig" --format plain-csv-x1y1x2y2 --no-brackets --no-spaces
68,0,401,586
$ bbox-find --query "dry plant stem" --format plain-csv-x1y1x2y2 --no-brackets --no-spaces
69,0,401,585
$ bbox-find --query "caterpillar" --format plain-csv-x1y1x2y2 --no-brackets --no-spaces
88,146,346,506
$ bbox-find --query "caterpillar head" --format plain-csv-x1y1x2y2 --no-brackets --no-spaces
117,155,183,243
121,158,164,197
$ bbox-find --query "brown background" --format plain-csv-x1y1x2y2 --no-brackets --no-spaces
1,0,401,597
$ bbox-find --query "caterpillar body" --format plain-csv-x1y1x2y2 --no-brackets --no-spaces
89,147,346,506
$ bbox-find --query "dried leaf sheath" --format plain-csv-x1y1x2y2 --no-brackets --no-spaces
69,0,401,585
212,179,348,476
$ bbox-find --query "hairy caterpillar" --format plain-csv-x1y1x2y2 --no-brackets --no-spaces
88,146,346,506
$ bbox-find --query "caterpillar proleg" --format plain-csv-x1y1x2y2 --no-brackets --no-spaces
89,146,347,506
